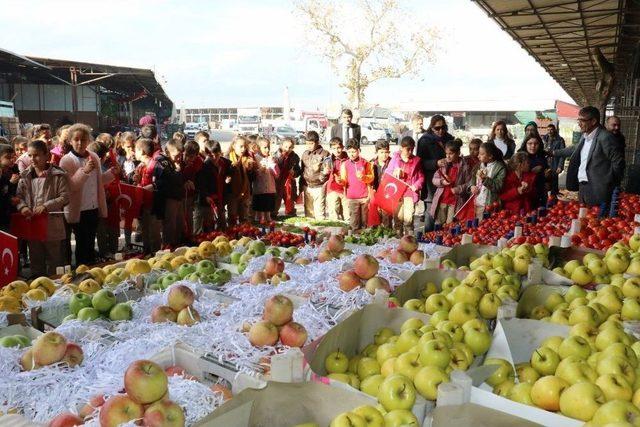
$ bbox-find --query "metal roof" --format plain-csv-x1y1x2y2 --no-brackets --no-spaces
473,0,635,107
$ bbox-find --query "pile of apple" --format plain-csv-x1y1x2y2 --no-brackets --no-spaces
321,314,492,424
151,285,201,326
0,333,31,349
328,405,389,427
379,235,426,266
248,295,308,348
551,241,640,287
0,277,58,312
64,289,133,323
249,257,290,286
20,331,83,370
484,317,640,424
317,234,353,263
338,254,391,295
151,259,232,291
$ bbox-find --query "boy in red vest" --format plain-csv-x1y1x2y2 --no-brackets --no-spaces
134,138,162,254
340,139,374,231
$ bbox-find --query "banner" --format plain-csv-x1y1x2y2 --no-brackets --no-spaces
0,231,18,286
106,183,151,230
373,173,409,215
10,213,48,241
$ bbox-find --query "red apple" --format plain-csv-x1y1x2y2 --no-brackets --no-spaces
409,250,425,266
280,322,308,347
210,384,233,402
327,234,345,254
78,394,105,419
151,306,178,323
250,271,268,285
165,365,185,377
143,400,185,427
248,320,279,347
338,270,362,292
263,294,294,326
399,235,418,254
353,254,379,280
98,395,143,427
33,331,67,366
167,285,195,312
48,412,84,427
317,249,335,263
264,257,285,277
124,360,169,405
62,343,84,367
388,249,409,264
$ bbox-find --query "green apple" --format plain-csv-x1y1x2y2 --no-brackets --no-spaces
383,409,418,427
400,318,424,333
177,264,197,279
418,339,451,369
329,412,366,427
420,282,438,298
196,259,216,276
568,305,599,327
461,318,488,334
414,365,449,401
109,303,133,321
607,250,631,274
556,359,597,384
161,273,181,288
375,344,398,366
544,292,565,312
325,351,349,374
448,302,478,326
248,240,266,255
550,308,570,325
540,336,563,353
0,336,22,348
360,374,385,397
507,382,534,406
393,352,422,380
449,345,471,371
530,347,560,376
484,358,515,387
530,375,568,411
429,310,449,327
91,289,116,313
587,259,609,276
77,307,101,321
496,285,518,302
515,363,540,385
512,254,531,276
419,330,453,348
604,342,638,368
374,327,395,345
597,355,636,386
436,321,464,343
493,379,515,397
424,294,451,315
530,305,550,320
449,283,482,306
595,373,633,401
595,328,632,351
377,374,416,411
229,252,242,265
570,322,599,343
591,399,640,426
395,329,422,354
440,277,460,292
69,292,93,315
564,285,588,303
352,405,384,427
564,260,582,276
559,382,605,421
558,336,592,360
327,373,351,385
362,344,379,358
463,324,491,356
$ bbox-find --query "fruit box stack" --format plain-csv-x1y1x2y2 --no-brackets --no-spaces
302,304,433,422
471,318,581,427
195,380,377,427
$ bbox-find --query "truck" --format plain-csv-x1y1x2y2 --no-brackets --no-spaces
359,119,390,145
236,108,262,135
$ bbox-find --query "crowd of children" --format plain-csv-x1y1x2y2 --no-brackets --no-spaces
0,112,561,278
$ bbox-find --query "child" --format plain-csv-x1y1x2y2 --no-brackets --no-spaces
431,140,473,225
134,138,162,254
339,139,373,231
116,131,139,183
60,124,115,266
326,137,348,221
518,135,549,209
371,139,391,228
471,143,506,220
274,137,301,218
161,138,186,247
15,140,69,277
193,141,219,234
252,137,279,223
95,133,115,150
14,136,31,172
206,140,232,229
194,131,209,154
386,137,424,236
0,144,19,232
88,142,119,259
182,141,203,238
465,138,481,170
500,152,536,213
227,136,255,225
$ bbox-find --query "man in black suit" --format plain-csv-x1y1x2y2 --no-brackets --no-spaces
552,106,625,206
331,109,361,144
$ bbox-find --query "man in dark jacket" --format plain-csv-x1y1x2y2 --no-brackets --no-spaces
416,115,454,231
330,109,361,144
553,106,625,206
300,131,330,219
606,115,626,153
543,123,566,195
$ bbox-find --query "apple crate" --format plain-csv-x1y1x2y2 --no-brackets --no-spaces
152,343,266,394
439,244,499,269
302,304,434,423
547,246,605,269
392,268,469,306
472,318,581,427
194,380,377,427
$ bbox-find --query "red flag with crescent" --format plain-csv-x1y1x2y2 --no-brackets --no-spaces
0,231,18,287
454,195,476,222
115,183,150,230
373,173,409,215
10,213,48,241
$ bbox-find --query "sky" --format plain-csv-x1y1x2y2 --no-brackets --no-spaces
2,0,574,111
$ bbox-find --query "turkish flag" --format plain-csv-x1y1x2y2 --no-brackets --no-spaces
373,173,409,215
0,231,18,286
115,183,149,231
10,213,48,241
454,195,476,222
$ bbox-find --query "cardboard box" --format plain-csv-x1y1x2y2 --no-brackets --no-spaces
194,381,377,427
516,284,569,318
302,304,433,421
548,246,605,269
427,402,541,427
472,318,580,427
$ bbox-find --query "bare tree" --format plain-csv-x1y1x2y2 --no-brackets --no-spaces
295,0,438,109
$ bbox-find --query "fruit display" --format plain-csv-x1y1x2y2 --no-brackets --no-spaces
63,289,133,323
248,295,308,348
378,235,426,265
151,285,201,326
344,226,396,246
317,234,353,263
19,331,83,370
248,256,291,285
261,230,306,247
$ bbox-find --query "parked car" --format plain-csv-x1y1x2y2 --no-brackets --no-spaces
271,125,301,144
360,121,389,145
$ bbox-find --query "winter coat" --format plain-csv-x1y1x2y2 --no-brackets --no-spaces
416,131,453,200
385,152,425,203
429,158,474,218
499,170,537,213
300,146,330,188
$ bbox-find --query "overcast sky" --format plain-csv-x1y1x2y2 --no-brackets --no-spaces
3,0,574,111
